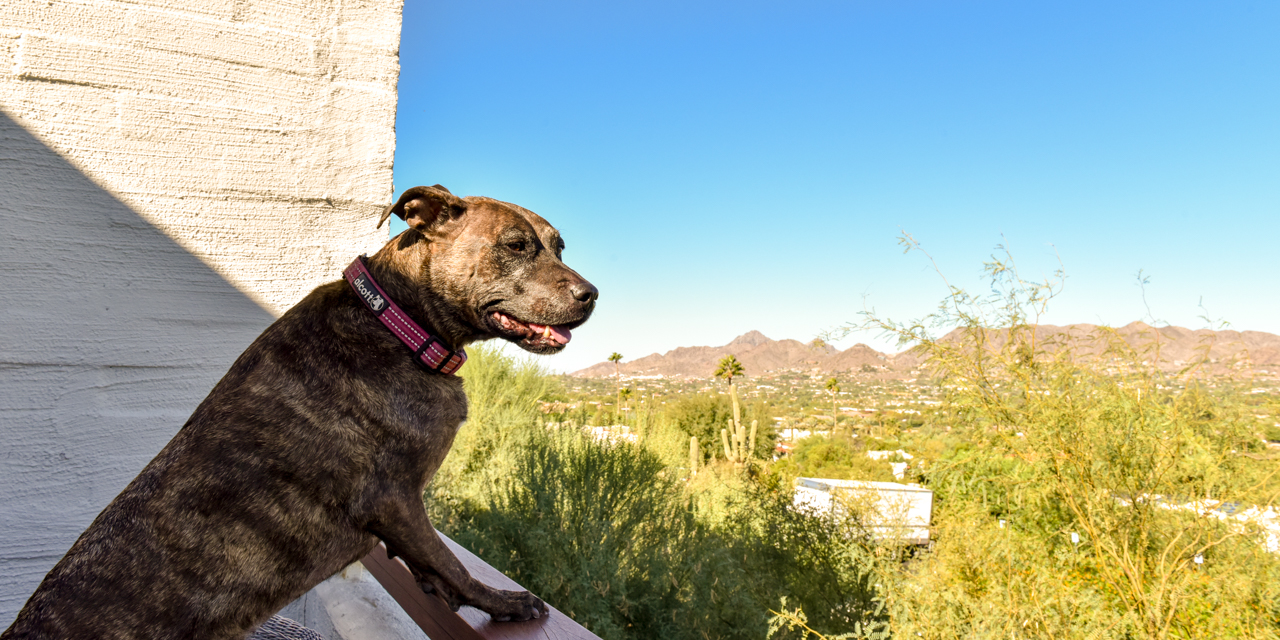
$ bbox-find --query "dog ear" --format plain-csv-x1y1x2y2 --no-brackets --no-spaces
378,185,465,230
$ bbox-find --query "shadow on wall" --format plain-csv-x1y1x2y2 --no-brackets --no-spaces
0,110,277,625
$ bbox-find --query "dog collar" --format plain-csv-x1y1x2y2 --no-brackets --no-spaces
343,256,466,375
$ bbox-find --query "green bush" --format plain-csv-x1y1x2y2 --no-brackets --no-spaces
1265,424,1280,443
720,479,887,638
852,239,1280,639
429,345,549,504
429,346,884,640
771,436,897,483
450,429,759,639
661,393,775,462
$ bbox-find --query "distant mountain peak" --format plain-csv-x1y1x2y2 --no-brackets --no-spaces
570,323,1280,379
725,330,772,350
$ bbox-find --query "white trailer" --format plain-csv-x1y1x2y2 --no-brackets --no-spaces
794,477,934,544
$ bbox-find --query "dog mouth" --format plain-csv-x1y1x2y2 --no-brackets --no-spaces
490,311,573,351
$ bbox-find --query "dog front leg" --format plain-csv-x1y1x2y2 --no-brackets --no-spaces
367,494,547,622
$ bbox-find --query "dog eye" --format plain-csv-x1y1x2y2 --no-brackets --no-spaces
506,241,527,252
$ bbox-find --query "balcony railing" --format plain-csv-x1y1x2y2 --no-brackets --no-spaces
360,533,599,640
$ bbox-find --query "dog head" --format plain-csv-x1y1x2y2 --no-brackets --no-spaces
378,185,598,355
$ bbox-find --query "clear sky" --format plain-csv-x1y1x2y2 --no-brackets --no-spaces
391,1,1280,374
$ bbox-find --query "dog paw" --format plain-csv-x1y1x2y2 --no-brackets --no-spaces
416,573,465,612
478,588,548,622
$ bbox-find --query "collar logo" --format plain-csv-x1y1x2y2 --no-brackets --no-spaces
352,274,386,312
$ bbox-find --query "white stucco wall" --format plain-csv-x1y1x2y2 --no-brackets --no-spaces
0,0,402,626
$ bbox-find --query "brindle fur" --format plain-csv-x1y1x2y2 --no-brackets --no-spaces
2,186,597,640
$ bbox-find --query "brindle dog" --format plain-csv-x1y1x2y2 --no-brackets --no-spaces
2,185,598,639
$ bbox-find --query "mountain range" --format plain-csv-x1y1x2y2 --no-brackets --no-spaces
572,323,1280,379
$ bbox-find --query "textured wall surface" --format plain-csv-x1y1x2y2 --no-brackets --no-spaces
0,0,399,311
0,0,402,626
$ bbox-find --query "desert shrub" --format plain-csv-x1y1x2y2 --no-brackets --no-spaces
426,345,550,506
771,436,897,483
851,239,1280,639
430,346,885,640
446,429,762,640
719,478,887,639
1265,424,1280,443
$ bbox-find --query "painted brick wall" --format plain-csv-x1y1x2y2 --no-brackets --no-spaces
0,0,400,310
0,0,403,626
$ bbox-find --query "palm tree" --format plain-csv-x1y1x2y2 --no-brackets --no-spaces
825,377,841,434
714,354,746,437
618,387,633,413
607,352,623,414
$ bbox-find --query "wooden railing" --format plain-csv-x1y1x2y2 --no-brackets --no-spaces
361,533,599,640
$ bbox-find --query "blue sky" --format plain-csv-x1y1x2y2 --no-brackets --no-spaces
391,1,1280,374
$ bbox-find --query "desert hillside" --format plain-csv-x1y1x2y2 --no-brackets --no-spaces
573,322,1280,378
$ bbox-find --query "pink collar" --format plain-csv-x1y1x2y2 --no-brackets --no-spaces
344,256,466,375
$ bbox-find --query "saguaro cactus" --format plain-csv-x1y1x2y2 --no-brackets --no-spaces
719,406,761,464
736,422,747,461
714,355,745,433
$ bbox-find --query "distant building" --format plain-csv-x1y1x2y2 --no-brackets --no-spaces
586,425,639,445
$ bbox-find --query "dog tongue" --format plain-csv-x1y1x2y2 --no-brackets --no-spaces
548,325,572,344
529,323,572,345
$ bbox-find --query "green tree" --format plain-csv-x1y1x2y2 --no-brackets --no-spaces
824,377,840,434
618,387,634,415
607,352,623,415
664,394,774,462
714,354,746,434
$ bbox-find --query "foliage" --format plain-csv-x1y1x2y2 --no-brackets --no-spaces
1265,423,1280,443
768,596,889,640
825,377,841,433
428,345,881,640
609,351,624,413
662,393,774,462
770,436,897,483
447,430,758,639
850,237,1280,639
427,237,1280,640
720,480,887,638
431,345,550,502
714,354,745,383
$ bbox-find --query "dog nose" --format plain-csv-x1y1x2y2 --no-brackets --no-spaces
570,281,598,304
